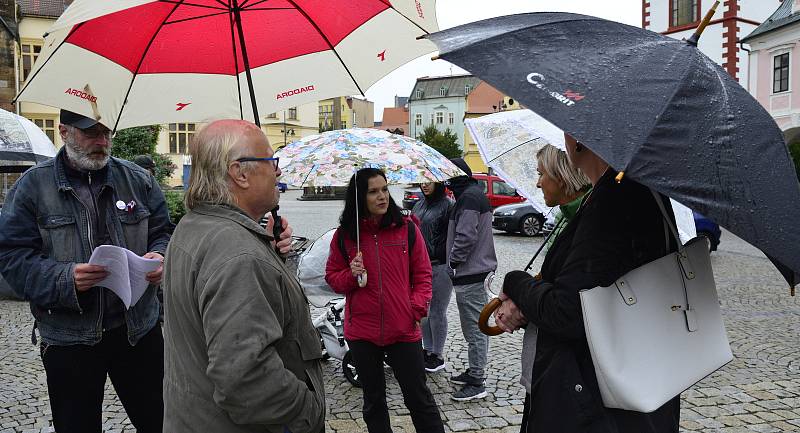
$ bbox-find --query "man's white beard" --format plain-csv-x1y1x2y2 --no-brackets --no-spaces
65,140,110,171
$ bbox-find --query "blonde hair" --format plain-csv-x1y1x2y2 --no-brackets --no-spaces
536,144,591,197
184,120,263,210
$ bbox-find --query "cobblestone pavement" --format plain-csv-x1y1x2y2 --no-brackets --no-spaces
1,188,798,433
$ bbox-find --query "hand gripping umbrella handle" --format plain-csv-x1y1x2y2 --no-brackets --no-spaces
357,272,368,287
478,298,504,336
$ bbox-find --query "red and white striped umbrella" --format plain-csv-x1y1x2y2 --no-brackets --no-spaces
16,0,438,130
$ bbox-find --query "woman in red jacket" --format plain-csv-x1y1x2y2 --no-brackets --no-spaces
326,168,444,433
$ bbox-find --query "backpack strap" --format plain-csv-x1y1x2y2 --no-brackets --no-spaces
337,228,350,264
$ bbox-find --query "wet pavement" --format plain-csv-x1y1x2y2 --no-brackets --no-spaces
1,188,798,433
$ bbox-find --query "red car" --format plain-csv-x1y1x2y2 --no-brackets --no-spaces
473,173,525,208
401,174,524,209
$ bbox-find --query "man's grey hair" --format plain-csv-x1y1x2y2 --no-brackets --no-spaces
184,120,261,210
536,144,591,197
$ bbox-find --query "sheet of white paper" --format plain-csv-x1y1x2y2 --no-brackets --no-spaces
88,245,161,309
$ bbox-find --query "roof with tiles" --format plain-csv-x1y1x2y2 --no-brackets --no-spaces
741,0,800,43
408,74,481,102
18,0,71,18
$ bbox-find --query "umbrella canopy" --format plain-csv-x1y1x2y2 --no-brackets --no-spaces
0,108,57,170
16,0,438,130
466,109,697,243
465,109,563,214
276,128,464,186
425,13,800,287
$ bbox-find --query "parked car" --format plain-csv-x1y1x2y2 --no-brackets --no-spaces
492,201,546,237
402,189,423,210
473,173,526,208
694,211,721,251
401,174,525,210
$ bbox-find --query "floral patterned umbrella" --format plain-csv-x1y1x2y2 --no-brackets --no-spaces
276,128,465,187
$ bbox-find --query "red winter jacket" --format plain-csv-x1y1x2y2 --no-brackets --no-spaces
325,217,432,346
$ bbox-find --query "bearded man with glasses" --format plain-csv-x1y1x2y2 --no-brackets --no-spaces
0,110,174,432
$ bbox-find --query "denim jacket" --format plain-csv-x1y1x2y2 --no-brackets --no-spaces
0,149,173,346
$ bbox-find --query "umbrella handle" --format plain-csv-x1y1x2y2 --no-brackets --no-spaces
478,298,504,336
357,271,368,287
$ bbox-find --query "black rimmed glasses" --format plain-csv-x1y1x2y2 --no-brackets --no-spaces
235,156,280,170
78,125,112,139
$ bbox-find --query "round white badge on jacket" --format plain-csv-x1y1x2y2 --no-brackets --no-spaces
116,200,126,210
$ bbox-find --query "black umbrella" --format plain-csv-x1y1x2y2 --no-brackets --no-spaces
424,11,800,292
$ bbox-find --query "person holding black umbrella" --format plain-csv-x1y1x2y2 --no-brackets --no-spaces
497,134,680,433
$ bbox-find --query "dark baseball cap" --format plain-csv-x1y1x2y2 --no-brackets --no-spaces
133,155,155,170
60,109,100,129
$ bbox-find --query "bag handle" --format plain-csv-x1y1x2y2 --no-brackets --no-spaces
648,189,700,332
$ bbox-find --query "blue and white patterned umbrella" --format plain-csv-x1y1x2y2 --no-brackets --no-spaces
276,128,464,187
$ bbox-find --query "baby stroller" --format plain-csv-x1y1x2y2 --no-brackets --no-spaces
296,228,361,387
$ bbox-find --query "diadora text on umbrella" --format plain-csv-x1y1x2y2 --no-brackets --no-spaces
64,87,97,103
276,85,315,100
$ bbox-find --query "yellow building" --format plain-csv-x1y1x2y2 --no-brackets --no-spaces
155,103,319,187
463,81,521,174
319,96,374,131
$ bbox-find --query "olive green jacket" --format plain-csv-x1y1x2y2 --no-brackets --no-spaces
163,203,325,433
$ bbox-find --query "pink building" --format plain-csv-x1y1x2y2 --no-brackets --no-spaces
741,0,800,143
643,0,779,84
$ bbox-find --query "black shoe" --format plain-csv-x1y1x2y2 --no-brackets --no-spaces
449,370,481,385
424,354,446,373
451,383,488,401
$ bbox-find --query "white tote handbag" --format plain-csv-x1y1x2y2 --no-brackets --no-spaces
579,191,733,413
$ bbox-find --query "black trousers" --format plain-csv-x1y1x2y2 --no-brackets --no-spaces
347,339,444,433
40,325,164,433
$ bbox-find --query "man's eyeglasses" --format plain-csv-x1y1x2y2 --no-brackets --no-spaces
78,126,112,139
235,156,280,170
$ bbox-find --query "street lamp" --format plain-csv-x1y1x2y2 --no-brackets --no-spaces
281,109,295,145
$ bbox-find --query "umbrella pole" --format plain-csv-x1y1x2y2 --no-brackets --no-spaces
686,0,720,46
231,0,261,127
354,167,367,287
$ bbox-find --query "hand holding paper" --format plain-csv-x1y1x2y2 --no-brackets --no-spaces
88,245,162,308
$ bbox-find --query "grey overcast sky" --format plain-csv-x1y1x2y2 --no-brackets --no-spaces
367,0,641,120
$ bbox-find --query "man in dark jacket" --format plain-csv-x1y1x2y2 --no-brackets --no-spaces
0,110,173,432
445,158,497,401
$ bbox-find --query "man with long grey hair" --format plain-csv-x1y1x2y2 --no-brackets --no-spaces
0,110,173,432
162,119,325,432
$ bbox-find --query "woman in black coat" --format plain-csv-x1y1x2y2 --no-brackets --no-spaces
412,182,454,372
497,135,680,433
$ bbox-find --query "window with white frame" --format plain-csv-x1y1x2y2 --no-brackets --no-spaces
773,52,790,93
448,112,454,125
19,41,42,82
415,113,422,126
439,87,447,96
27,116,56,143
416,89,423,99
465,84,471,94
288,107,298,120
436,112,444,124
168,123,196,154
429,113,434,125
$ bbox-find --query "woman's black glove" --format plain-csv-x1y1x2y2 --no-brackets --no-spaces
502,270,544,301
